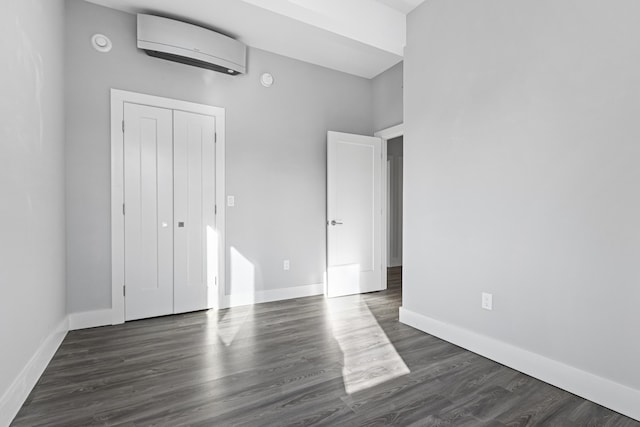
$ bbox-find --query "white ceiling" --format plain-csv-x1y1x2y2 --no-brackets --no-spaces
85,0,424,78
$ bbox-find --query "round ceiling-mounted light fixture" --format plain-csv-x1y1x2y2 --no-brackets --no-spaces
91,34,112,53
260,72,274,88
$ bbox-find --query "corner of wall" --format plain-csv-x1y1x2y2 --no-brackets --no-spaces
68,309,114,331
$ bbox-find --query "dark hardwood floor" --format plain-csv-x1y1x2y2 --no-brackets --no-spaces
13,268,639,426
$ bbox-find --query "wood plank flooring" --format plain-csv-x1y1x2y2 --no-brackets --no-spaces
13,268,640,426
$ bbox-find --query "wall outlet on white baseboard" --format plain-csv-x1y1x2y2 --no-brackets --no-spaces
283,260,290,271
482,292,493,310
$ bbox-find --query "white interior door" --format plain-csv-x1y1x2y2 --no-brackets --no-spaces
124,103,174,320
327,131,383,298
173,111,216,313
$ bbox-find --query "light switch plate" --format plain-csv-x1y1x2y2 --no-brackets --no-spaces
482,292,493,311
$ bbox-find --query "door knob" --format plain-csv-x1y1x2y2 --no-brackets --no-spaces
330,220,343,226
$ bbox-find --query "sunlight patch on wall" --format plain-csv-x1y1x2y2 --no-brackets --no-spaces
230,246,255,296
206,226,219,308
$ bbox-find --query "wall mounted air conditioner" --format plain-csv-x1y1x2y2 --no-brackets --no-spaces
137,14,247,75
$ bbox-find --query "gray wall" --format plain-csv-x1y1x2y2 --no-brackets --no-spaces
0,0,67,402
372,61,403,131
65,0,374,313
404,0,640,391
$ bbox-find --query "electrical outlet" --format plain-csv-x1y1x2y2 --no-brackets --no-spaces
482,292,493,311
283,260,290,271
227,195,235,207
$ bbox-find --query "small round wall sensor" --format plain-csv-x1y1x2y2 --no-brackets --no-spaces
91,34,112,53
260,73,274,87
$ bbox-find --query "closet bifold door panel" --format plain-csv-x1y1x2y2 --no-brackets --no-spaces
123,105,216,321
123,103,174,321
114,90,224,324
173,111,216,314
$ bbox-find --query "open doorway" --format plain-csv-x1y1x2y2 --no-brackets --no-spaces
374,124,404,291
387,135,403,269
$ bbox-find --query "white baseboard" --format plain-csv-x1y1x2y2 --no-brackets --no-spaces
399,307,640,422
222,283,324,308
68,309,113,330
0,316,68,427
69,286,324,328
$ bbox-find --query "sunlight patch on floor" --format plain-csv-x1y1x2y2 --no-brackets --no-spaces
215,246,257,346
326,296,410,394
211,304,254,347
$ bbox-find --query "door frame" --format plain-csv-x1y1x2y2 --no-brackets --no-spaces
374,123,404,286
110,89,226,325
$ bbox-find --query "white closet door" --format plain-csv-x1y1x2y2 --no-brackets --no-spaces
124,103,174,321
173,111,216,313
